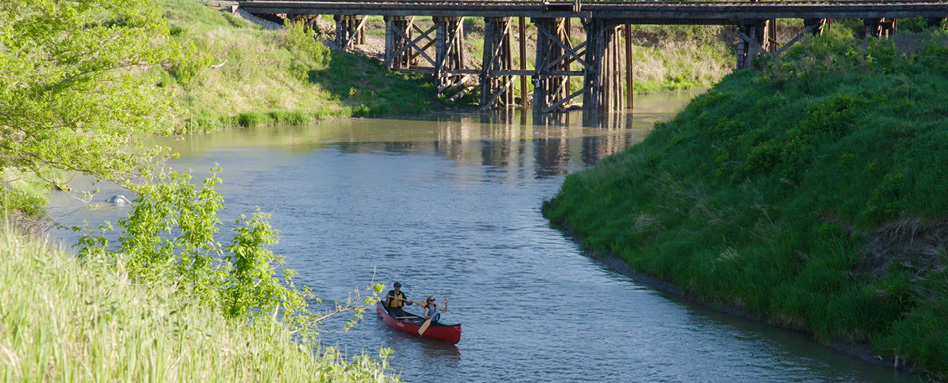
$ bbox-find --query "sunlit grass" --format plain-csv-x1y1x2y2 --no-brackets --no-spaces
157,0,443,133
544,29,948,378
0,223,398,382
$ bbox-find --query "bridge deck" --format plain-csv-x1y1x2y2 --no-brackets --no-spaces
239,0,948,24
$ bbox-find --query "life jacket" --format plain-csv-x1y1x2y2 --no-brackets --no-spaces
388,290,407,308
425,304,441,322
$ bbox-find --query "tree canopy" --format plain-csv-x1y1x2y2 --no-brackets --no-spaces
0,0,177,212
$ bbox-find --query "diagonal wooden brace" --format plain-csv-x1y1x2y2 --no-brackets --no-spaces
390,25,437,67
539,26,593,73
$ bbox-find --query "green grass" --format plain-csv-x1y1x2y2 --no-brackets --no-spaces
0,222,398,382
543,29,948,377
158,0,444,133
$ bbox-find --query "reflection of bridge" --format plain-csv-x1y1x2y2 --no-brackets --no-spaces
238,1,948,124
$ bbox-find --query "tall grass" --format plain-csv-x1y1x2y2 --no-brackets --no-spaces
158,0,442,133
544,30,948,377
0,223,397,382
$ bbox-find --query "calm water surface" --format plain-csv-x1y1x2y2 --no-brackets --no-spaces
48,93,919,383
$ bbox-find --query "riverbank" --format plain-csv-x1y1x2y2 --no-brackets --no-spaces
543,29,948,379
157,0,446,133
0,221,398,382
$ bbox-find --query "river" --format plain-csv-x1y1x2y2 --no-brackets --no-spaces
47,93,920,383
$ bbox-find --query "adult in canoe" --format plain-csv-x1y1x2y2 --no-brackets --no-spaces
383,282,415,317
376,301,462,344
422,296,448,323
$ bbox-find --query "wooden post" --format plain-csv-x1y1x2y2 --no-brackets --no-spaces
882,18,897,37
334,15,366,50
804,18,828,36
334,15,344,48
560,18,571,101
532,19,556,113
736,20,765,69
583,19,610,125
385,16,414,69
763,19,777,54
864,18,896,38
481,17,513,109
624,24,633,109
435,17,465,96
519,17,528,108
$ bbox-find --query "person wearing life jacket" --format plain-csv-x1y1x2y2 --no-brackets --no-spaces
423,296,448,324
384,282,415,317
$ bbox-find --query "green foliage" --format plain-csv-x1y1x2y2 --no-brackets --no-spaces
155,0,443,133
282,20,329,68
0,0,177,215
0,222,398,382
167,41,213,86
224,211,303,319
544,31,948,375
78,166,381,337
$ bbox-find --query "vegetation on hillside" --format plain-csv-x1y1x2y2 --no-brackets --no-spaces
543,28,948,377
1,1,397,380
158,0,444,132
0,0,176,218
0,222,395,382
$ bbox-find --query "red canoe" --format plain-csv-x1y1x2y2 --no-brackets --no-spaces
376,302,462,344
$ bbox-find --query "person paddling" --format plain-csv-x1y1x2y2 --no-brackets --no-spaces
384,282,415,317
422,296,448,324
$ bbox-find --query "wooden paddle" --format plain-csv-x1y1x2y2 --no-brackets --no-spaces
418,313,435,335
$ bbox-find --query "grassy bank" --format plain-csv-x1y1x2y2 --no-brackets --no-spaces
158,0,444,132
543,29,948,377
0,222,397,382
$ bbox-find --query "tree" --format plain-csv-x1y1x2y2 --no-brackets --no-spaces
0,0,177,213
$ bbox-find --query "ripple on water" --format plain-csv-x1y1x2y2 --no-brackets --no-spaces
45,98,924,383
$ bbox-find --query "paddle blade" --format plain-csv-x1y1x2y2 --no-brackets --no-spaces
418,317,433,335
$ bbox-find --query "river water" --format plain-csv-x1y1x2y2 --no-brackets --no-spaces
47,93,920,383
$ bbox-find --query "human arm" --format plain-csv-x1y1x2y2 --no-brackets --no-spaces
440,298,448,312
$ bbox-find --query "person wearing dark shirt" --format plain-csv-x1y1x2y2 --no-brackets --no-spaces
384,282,415,317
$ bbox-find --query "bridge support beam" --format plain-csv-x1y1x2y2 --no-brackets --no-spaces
804,18,829,36
384,16,414,70
437,17,467,97
864,18,897,38
481,17,514,109
583,19,622,125
289,15,320,32
533,18,582,115
625,24,634,110
736,19,776,69
334,15,366,50
519,17,528,108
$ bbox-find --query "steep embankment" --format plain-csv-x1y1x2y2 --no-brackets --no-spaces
543,30,948,377
156,0,444,132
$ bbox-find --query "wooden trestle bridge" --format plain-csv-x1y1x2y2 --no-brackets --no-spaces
237,0,948,125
